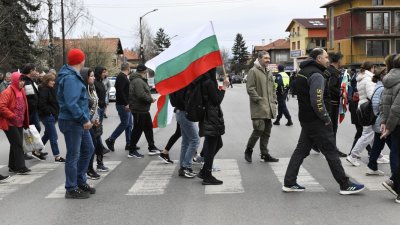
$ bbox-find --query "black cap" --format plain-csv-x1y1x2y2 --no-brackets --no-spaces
136,64,147,72
278,65,285,72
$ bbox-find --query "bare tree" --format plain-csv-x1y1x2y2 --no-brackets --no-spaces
134,19,157,62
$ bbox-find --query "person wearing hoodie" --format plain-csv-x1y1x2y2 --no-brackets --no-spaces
127,64,160,157
56,49,95,199
0,72,11,93
282,48,364,195
347,62,390,166
0,72,31,175
380,54,400,203
244,51,279,163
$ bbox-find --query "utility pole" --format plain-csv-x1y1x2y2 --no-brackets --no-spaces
61,0,66,65
139,9,158,64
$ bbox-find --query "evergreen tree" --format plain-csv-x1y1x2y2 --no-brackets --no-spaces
0,0,40,71
231,33,249,74
153,28,171,55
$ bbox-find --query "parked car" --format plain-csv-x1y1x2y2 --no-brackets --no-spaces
108,77,116,102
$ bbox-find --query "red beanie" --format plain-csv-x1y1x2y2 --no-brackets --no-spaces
68,48,85,66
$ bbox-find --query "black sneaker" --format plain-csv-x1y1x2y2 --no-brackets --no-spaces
78,184,96,194
244,148,253,163
0,174,11,183
197,169,205,179
87,170,100,180
11,167,31,175
339,182,365,195
127,150,144,158
282,183,305,192
260,154,279,162
382,179,397,196
103,113,108,118
32,151,47,161
65,188,90,199
187,168,197,177
102,147,111,155
55,157,66,163
273,120,280,125
159,153,173,164
96,164,109,172
105,138,115,152
337,150,347,158
178,168,196,178
286,120,293,126
24,153,33,160
202,175,223,185
148,146,161,155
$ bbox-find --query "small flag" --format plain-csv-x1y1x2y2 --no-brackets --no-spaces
152,95,174,128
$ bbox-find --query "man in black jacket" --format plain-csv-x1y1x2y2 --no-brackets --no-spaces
282,48,364,195
105,63,133,152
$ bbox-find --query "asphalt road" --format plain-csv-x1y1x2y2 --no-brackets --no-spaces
0,83,399,225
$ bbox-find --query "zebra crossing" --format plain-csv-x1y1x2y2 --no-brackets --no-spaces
0,156,393,200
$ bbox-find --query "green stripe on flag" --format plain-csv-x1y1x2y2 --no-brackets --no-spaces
155,35,219,83
157,95,170,128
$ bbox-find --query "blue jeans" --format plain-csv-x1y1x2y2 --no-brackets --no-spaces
40,115,60,157
369,131,399,177
30,111,41,133
176,110,200,169
110,105,133,145
59,119,94,191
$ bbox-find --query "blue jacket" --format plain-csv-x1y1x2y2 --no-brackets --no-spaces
56,64,90,125
372,81,384,133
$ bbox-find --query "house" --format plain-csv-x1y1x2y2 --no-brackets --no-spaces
253,39,293,70
285,18,328,70
123,49,140,71
321,0,400,67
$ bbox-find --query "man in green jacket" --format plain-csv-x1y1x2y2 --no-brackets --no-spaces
244,51,279,163
128,64,160,158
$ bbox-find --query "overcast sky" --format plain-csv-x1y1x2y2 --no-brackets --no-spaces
75,0,330,52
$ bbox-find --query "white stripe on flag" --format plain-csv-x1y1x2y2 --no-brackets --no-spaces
205,159,244,194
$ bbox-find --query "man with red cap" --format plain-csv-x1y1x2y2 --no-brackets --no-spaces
56,48,95,199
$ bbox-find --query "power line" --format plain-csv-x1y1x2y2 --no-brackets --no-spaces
84,0,252,8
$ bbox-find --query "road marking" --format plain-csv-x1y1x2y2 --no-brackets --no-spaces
270,158,326,192
0,165,5,170
205,159,244,194
126,161,177,196
0,163,61,200
46,161,122,199
340,158,388,191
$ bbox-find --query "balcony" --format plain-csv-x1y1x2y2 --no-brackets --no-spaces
343,54,386,66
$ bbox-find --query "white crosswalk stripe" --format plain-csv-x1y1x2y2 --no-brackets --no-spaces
126,160,177,196
46,161,122,198
270,158,326,192
205,159,244,194
0,163,61,200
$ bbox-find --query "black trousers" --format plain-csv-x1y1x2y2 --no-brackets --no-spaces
203,136,223,172
88,129,104,171
5,126,26,170
284,120,349,189
392,126,400,193
276,94,291,121
165,122,181,151
329,104,339,137
130,112,155,149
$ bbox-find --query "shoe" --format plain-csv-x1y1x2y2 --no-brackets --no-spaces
159,153,173,164
148,146,161,155
282,184,305,192
202,175,223,185
286,120,293,126
197,169,205,179
105,138,115,152
273,120,280,125
96,164,109,172
32,151,46,161
339,182,365,195
55,157,66,163
127,150,144,158
12,167,31,175
193,155,204,164
382,179,397,196
65,188,90,199
78,184,96,194
24,153,33,160
244,148,253,163
187,168,197,177
260,154,279,162
178,168,196,178
366,168,384,176
87,170,100,180
103,114,108,118
102,147,111,155
346,155,360,167
40,152,49,156
377,156,390,164
337,150,347,158
0,174,11,183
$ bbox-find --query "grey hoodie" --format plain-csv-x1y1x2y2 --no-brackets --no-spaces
380,68,400,132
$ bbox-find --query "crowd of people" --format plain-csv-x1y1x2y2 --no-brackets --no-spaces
0,47,400,204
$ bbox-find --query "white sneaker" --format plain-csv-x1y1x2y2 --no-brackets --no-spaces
346,155,360,167
366,168,384,176
377,157,390,164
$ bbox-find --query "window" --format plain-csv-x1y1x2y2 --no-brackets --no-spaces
396,40,400,53
367,40,389,56
338,43,341,52
292,42,296,50
366,12,390,31
276,53,289,63
297,26,300,36
337,16,341,28
316,39,327,48
297,41,300,49
395,12,400,32
372,0,383,6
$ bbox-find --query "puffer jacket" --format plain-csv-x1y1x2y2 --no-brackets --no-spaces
128,73,153,113
356,70,376,106
246,59,277,119
381,68,400,132
371,81,384,133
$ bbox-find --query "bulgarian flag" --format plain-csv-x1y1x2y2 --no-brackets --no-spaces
146,21,223,128
339,69,349,123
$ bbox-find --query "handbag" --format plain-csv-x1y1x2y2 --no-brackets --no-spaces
23,125,45,153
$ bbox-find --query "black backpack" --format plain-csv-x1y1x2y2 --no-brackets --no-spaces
184,78,207,122
356,87,383,126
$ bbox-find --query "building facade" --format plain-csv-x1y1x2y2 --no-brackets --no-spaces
253,39,292,70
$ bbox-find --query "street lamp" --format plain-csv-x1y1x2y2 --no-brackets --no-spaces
140,9,158,63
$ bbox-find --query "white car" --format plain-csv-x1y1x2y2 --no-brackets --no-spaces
108,77,116,102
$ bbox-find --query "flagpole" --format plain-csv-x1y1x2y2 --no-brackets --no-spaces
210,21,227,81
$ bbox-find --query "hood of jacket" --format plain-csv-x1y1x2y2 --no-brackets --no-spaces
11,72,22,91
356,70,374,82
129,73,146,82
383,68,400,89
299,58,327,72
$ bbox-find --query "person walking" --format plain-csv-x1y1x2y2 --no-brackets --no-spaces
273,64,293,126
282,48,364,195
244,51,279,163
159,121,180,164
0,72,11,93
105,63,133,152
57,48,95,199
102,70,111,119
38,73,65,163
0,72,31,175
128,64,160,157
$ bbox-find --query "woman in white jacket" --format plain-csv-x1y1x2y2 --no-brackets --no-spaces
347,62,389,166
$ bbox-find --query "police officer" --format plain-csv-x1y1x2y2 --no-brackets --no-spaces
273,65,293,126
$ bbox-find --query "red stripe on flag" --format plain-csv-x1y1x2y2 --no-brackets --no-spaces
152,95,167,128
155,50,222,95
